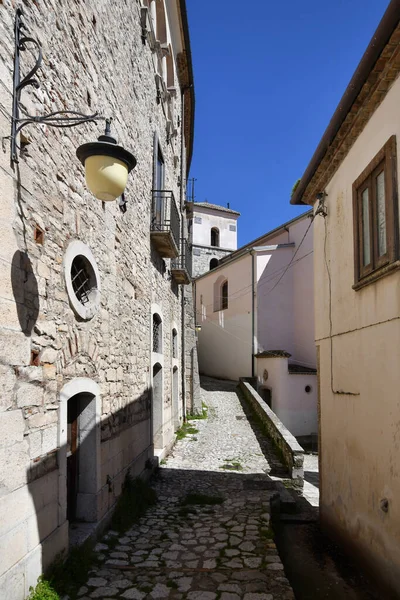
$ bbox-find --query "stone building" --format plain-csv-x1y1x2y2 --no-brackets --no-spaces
0,0,199,597
186,201,240,277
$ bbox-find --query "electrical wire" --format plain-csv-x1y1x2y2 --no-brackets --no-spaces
198,249,313,312
323,209,359,395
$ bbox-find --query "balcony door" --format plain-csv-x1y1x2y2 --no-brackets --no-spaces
154,144,165,227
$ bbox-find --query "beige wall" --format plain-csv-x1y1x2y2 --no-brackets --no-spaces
315,74,400,595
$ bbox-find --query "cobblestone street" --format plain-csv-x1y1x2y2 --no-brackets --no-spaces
78,378,299,599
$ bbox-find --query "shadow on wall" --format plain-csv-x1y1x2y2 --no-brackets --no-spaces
11,250,39,336
12,385,154,600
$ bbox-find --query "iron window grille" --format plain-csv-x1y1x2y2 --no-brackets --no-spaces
153,313,162,353
172,329,178,358
71,256,93,305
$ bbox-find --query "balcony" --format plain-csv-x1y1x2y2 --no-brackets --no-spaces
150,190,180,258
171,238,192,284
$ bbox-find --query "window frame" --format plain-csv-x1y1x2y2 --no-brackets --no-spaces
221,280,228,310
352,135,399,289
211,227,220,247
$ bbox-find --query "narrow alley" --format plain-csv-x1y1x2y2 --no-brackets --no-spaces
76,378,298,599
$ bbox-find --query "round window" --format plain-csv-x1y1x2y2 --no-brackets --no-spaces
305,385,312,394
64,241,101,320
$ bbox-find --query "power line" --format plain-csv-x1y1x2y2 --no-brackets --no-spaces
197,249,313,311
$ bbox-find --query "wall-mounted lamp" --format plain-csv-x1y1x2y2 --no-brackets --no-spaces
76,119,136,201
195,325,202,332
10,9,136,202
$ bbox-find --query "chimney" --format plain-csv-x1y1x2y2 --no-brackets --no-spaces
227,202,230,209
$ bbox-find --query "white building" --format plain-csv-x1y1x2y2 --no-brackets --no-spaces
195,211,317,439
186,201,240,277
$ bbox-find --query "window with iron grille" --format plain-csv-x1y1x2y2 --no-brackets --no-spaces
71,256,94,305
64,241,101,321
153,313,162,353
172,328,178,358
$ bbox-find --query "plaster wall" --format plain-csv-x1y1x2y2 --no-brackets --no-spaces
196,254,253,380
0,1,195,596
314,73,400,595
191,206,238,250
256,216,315,369
256,357,317,437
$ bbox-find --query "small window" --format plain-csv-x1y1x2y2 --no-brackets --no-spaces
153,313,162,353
221,280,228,310
211,228,220,247
353,136,398,287
172,328,178,359
64,241,101,321
210,258,218,270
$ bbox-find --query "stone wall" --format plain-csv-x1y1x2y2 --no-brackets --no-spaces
192,245,232,278
0,0,196,597
239,381,304,488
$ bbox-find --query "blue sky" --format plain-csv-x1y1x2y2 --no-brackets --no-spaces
186,0,391,247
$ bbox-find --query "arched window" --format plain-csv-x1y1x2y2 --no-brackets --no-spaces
152,313,162,353
211,228,220,247
166,46,174,88
155,0,167,43
221,280,228,310
210,258,218,270
172,328,178,358
213,275,228,311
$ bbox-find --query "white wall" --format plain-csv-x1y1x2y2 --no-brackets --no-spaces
192,206,238,250
196,254,252,380
256,216,315,369
256,357,317,437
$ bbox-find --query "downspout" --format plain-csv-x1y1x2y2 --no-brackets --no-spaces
251,250,256,378
180,88,186,420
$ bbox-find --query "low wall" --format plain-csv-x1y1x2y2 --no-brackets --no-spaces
239,381,304,488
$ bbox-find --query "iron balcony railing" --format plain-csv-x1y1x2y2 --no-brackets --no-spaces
172,238,192,280
151,189,180,250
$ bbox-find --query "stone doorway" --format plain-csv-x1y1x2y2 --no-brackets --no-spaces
152,363,163,449
66,392,97,523
59,378,101,544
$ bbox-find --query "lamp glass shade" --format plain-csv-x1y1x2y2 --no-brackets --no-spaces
84,155,129,201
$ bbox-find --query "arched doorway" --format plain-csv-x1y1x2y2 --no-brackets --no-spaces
152,363,163,449
59,378,101,530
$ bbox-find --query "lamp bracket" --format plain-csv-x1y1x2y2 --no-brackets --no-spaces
11,8,101,163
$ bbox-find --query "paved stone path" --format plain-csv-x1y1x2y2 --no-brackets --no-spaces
79,377,295,600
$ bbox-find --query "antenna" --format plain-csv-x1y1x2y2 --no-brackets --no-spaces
187,177,197,202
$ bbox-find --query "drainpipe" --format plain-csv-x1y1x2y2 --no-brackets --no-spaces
251,250,256,378
180,89,186,420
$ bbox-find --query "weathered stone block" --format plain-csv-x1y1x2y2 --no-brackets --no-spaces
39,347,58,364
41,425,58,455
16,383,44,408
0,331,30,366
0,410,25,447
0,441,29,495
27,410,58,430
15,366,43,383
